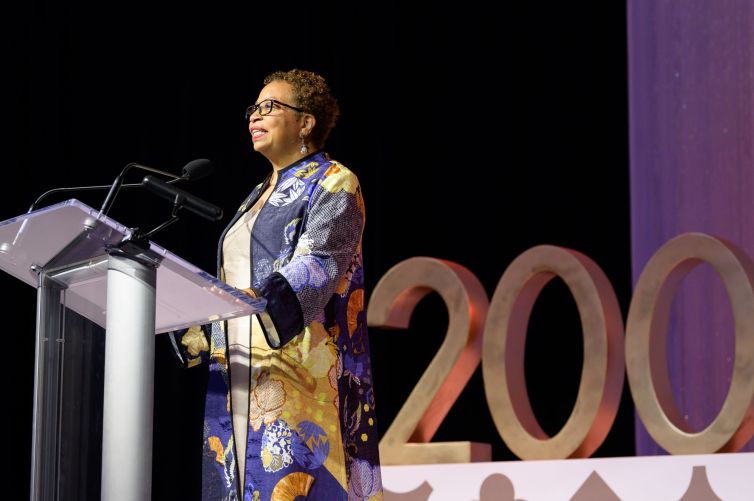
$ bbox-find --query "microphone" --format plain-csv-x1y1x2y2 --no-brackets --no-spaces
182,158,212,181
142,175,223,221
28,159,211,214
100,162,177,216
99,159,212,216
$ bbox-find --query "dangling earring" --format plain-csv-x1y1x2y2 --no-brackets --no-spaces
299,131,309,155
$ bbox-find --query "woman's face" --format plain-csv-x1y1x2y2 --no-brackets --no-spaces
248,80,304,161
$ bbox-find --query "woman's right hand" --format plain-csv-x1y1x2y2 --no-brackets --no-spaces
239,287,257,298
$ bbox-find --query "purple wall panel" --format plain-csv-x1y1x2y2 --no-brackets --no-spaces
628,0,754,454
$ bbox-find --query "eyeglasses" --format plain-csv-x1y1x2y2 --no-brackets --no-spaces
245,99,305,120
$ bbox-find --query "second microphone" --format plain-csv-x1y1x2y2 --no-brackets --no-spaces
142,175,223,221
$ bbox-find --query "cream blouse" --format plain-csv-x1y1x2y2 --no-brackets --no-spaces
221,203,263,488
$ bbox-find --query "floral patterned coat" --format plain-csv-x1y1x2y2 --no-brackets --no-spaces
170,151,383,500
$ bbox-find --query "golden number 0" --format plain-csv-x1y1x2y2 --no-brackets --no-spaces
625,233,754,453
482,245,625,459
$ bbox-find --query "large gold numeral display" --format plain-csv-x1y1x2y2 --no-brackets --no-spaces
368,234,754,464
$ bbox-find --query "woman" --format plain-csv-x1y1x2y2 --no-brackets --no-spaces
171,69,382,500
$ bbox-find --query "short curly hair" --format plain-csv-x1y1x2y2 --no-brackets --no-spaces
263,69,339,149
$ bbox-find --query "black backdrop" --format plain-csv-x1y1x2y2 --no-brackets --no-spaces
3,2,630,499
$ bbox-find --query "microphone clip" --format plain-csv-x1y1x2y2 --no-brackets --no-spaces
124,190,188,246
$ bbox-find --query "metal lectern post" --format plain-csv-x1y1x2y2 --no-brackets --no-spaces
101,254,157,501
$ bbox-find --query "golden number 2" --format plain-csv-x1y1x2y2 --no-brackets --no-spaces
367,257,491,465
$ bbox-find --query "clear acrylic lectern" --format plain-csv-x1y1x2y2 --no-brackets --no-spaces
0,199,265,501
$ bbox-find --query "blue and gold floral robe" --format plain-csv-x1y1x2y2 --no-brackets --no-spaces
170,151,382,500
